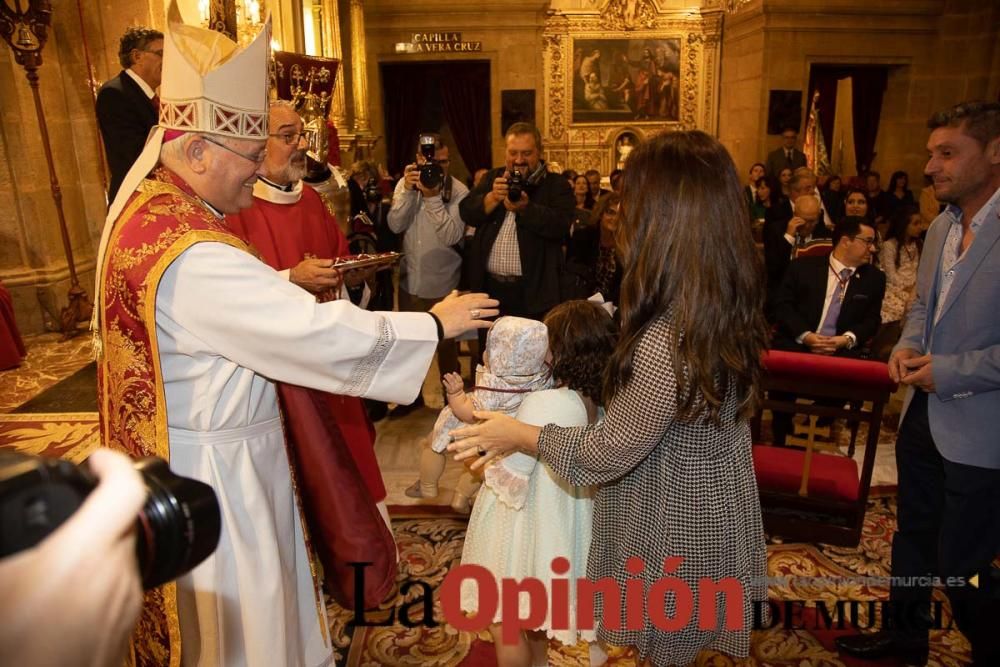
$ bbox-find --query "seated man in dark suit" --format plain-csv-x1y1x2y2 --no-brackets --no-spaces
96,27,162,203
770,216,886,443
763,193,827,317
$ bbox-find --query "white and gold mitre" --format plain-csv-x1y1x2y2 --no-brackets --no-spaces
93,0,271,341
158,0,269,139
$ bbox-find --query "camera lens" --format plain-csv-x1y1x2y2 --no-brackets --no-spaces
0,453,221,590
364,177,381,203
133,458,221,590
508,169,524,202
419,162,444,189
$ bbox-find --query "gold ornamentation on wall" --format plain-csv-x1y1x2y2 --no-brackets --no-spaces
543,34,566,141
601,0,658,32
542,7,722,176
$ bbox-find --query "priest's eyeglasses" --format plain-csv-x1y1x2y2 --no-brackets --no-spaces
269,130,315,146
201,135,267,164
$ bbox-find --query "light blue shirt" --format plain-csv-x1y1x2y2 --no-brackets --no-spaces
934,186,1000,324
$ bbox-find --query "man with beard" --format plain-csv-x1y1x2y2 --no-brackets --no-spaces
460,122,575,321
836,100,1000,666
226,101,393,534
93,5,498,664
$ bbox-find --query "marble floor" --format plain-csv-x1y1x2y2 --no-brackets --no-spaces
0,333,94,413
378,346,479,509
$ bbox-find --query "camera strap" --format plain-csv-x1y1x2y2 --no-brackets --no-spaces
525,160,547,186
441,175,453,204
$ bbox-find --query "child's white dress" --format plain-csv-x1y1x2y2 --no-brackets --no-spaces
460,387,597,646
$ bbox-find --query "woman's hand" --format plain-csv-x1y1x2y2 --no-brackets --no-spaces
447,411,542,471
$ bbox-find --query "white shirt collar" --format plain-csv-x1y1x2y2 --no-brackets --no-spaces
829,254,854,277
253,178,304,205
124,68,156,99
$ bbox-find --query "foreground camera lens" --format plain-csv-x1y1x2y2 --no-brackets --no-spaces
133,458,221,590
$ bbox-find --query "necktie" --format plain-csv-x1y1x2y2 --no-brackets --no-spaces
786,149,792,162
151,94,160,113
790,234,806,259
819,268,852,336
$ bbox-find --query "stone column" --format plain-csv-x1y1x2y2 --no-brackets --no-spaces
348,0,370,133
320,0,347,129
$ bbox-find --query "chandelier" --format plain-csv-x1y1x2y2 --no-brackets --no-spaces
198,0,265,46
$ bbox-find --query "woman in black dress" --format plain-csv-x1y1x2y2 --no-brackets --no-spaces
450,131,769,667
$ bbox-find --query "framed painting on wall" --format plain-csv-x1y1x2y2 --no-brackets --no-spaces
571,37,681,125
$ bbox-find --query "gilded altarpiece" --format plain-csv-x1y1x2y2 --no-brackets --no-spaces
541,0,722,176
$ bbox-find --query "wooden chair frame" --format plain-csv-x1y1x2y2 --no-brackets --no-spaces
751,354,895,547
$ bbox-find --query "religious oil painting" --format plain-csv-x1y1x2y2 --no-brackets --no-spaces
572,38,681,125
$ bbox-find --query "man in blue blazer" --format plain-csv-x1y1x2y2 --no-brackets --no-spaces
96,27,162,202
837,101,1000,665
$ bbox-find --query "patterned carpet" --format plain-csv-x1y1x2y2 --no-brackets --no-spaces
322,498,973,667
0,336,973,665
0,412,100,461
0,412,973,666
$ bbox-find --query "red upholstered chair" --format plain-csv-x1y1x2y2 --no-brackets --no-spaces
0,280,27,370
793,239,833,258
751,350,897,546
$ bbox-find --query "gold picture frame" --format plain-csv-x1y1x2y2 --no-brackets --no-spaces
541,2,721,175
571,37,681,125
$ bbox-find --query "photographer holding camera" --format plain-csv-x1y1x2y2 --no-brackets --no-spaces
388,133,469,389
347,160,397,312
0,449,146,667
460,122,575,321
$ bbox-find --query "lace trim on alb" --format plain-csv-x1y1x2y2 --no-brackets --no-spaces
343,315,394,397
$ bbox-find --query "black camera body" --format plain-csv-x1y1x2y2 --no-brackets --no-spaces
417,134,445,190
364,177,382,204
507,169,525,203
0,451,221,590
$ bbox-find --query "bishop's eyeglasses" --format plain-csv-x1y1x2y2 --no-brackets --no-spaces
201,135,267,164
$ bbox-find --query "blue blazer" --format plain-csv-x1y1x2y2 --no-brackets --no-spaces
895,193,1000,469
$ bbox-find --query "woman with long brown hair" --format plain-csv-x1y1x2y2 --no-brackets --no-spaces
449,130,769,666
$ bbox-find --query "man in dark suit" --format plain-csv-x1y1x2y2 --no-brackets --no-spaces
773,216,884,354
864,170,893,227
837,100,1000,666
96,27,163,203
763,183,830,316
765,126,807,179
460,122,574,321
770,216,885,443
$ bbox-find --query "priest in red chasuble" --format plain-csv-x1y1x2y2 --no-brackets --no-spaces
226,100,392,528
92,3,497,666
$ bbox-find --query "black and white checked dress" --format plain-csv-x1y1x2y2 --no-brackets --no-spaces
538,316,767,666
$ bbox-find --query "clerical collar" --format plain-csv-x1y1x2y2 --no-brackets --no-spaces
253,177,304,205
258,175,295,192
199,197,225,219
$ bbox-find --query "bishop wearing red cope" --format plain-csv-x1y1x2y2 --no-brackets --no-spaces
226,101,392,525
